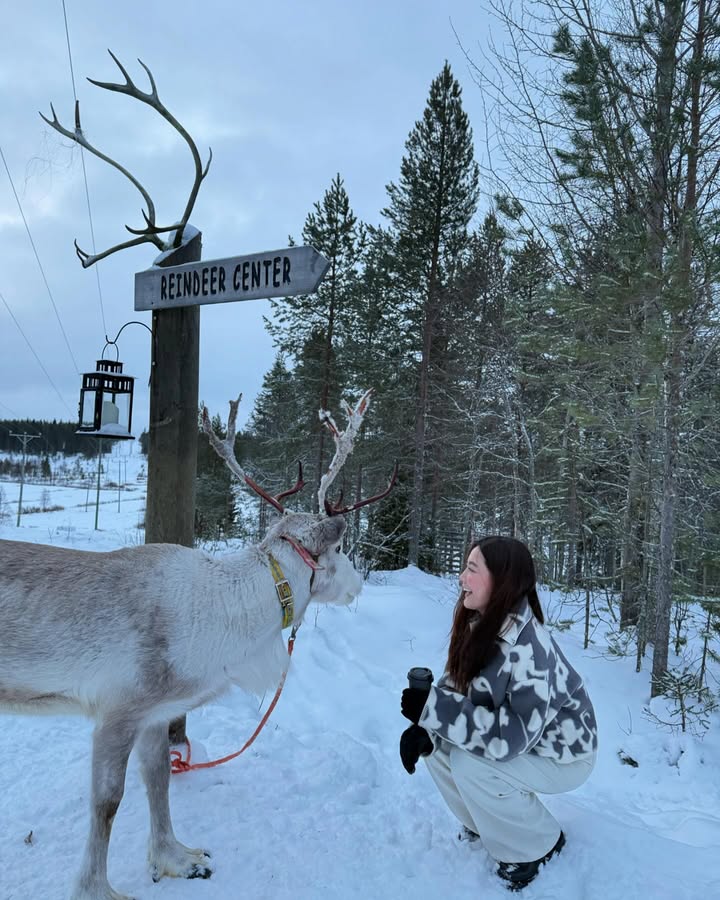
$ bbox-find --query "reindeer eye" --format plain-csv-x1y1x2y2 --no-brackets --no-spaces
335,546,341,553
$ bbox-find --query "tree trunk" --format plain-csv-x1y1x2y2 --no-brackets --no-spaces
516,404,537,551
408,93,450,566
565,419,578,587
650,0,701,695
620,430,643,628
408,330,429,566
408,260,442,566
503,391,523,540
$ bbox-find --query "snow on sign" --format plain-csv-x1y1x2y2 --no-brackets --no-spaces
134,245,330,311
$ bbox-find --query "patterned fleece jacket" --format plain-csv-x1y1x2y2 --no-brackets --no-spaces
418,598,598,763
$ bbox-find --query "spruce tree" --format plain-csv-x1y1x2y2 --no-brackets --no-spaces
266,174,365,508
426,213,508,569
195,412,238,542
382,62,479,566
246,354,308,532
248,354,304,489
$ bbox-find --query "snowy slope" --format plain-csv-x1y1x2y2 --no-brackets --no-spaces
1,463,719,899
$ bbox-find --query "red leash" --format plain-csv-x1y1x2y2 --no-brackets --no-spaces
170,629,297,774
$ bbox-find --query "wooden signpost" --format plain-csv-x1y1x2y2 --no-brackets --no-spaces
144,232,203,561
135,245,329,311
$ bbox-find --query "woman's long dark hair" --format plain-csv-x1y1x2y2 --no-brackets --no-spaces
446,536,544,693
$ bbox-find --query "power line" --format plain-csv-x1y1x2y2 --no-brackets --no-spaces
0,144,81,375
61,0,108,338
0,288,75,416
60,0,79,98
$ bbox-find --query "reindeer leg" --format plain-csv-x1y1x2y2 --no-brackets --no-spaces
136,722,212,883
72,717,138,900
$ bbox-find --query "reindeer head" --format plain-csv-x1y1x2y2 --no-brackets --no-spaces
263,512,360,606
201,391,395,609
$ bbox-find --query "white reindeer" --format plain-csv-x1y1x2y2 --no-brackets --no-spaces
0,390,395,900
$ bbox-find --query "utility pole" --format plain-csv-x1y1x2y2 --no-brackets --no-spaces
117,445,122,513
94,439,104,530
10,432,39,526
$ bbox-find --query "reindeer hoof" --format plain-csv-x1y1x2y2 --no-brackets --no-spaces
188,861,212,879
149,843,213,882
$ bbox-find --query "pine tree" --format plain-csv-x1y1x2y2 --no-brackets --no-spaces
246,354,307,529
195,412,239,542
266,174,365,509
425,213,509,570
382,62,479,566
339,225,416,564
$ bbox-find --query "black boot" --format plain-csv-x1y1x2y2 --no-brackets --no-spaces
497,831,566,892
457,825,480,843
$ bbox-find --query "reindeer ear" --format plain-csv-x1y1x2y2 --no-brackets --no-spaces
313,516,345,553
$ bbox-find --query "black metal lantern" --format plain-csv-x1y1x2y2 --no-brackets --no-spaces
77,357,135,440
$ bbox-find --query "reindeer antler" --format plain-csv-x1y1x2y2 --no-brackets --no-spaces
40,50,212,268
275,462,306,503
318,389,397,516
317,390,372,511
324,461,398,517
204,390,392,517
201,397,304,513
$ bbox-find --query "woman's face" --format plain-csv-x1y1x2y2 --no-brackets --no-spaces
459,546,493,613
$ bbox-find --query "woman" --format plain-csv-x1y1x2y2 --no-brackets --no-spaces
400,536,597,892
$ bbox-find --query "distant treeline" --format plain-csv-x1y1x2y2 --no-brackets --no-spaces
0,419,128,457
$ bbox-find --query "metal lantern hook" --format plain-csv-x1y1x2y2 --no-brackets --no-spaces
105,320,154,346
101,340,120,362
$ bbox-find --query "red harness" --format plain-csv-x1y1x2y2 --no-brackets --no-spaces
283,536,323,571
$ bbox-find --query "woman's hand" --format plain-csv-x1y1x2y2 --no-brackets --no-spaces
401,687,430,724
399,724,434,774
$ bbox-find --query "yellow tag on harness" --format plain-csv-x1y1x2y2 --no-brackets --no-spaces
267,552,294,629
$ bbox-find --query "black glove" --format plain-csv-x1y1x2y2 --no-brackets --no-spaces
401,687,430,724
399,724,434,774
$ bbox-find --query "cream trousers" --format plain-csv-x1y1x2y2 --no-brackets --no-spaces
424,738,595,863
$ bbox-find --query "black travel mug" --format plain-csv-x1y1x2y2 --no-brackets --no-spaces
407,667,434,691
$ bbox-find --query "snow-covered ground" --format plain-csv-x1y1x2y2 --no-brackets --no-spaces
1,450,719,899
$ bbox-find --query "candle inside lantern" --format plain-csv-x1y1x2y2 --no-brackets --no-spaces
101,399,120,426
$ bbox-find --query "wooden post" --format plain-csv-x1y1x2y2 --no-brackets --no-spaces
145,230,202,744
94,439,103,530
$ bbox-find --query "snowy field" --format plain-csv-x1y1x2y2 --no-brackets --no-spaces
1,449,719,899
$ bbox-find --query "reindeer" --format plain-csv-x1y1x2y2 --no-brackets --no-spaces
0,391,395,900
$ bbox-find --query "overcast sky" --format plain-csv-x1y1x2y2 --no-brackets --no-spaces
0,0,500,437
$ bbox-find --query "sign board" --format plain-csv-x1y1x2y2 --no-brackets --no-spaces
134,244,330,311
